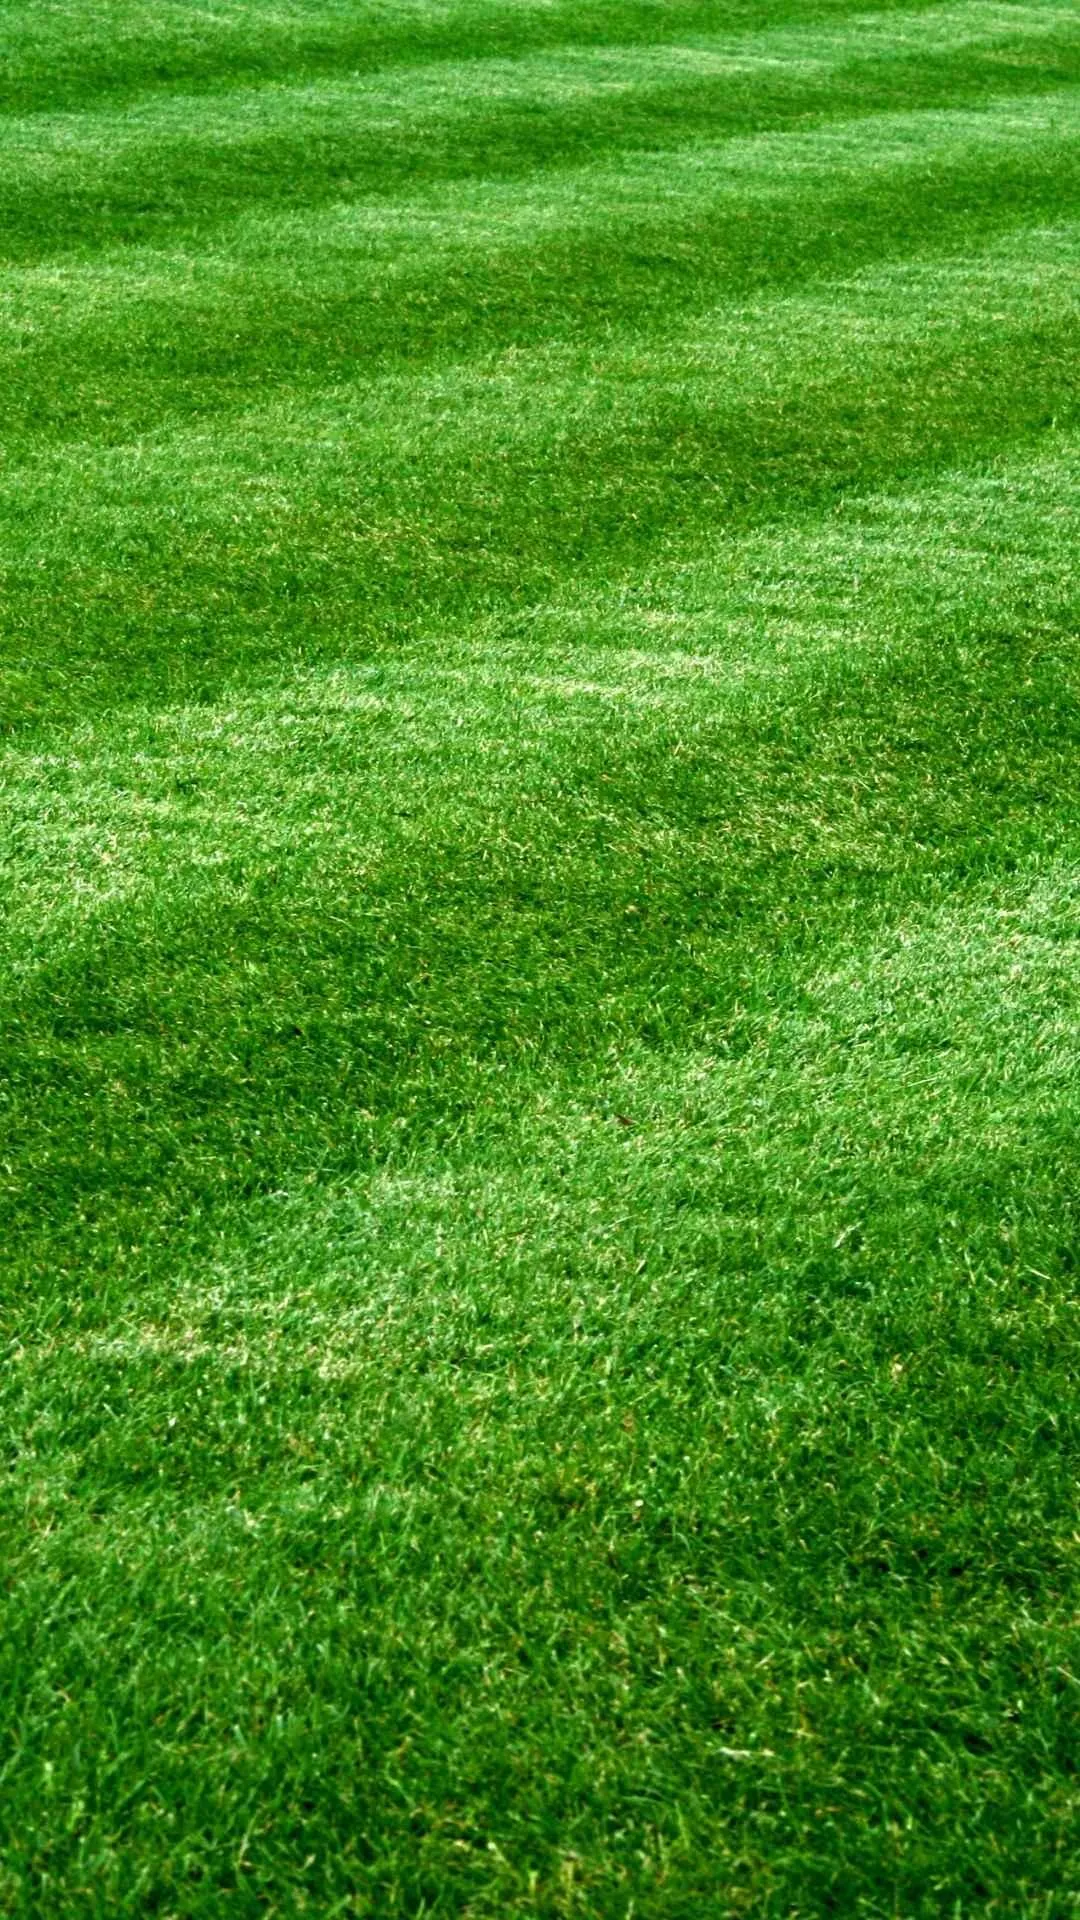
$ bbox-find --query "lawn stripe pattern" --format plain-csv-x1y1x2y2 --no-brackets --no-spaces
0,0,1049,114
1,3,1078,1914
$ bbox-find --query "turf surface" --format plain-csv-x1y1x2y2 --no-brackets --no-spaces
1,2,1079,1913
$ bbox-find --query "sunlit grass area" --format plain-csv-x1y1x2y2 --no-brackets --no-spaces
1,3,1078,1913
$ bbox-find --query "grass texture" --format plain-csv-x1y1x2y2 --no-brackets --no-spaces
1,2,1079,1913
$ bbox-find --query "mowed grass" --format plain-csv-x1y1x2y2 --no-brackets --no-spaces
1,3,1079,1915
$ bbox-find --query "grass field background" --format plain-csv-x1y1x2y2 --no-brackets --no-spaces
2,1,1079,1912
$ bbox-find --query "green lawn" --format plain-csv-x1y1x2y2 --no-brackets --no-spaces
2,2,1079,1913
